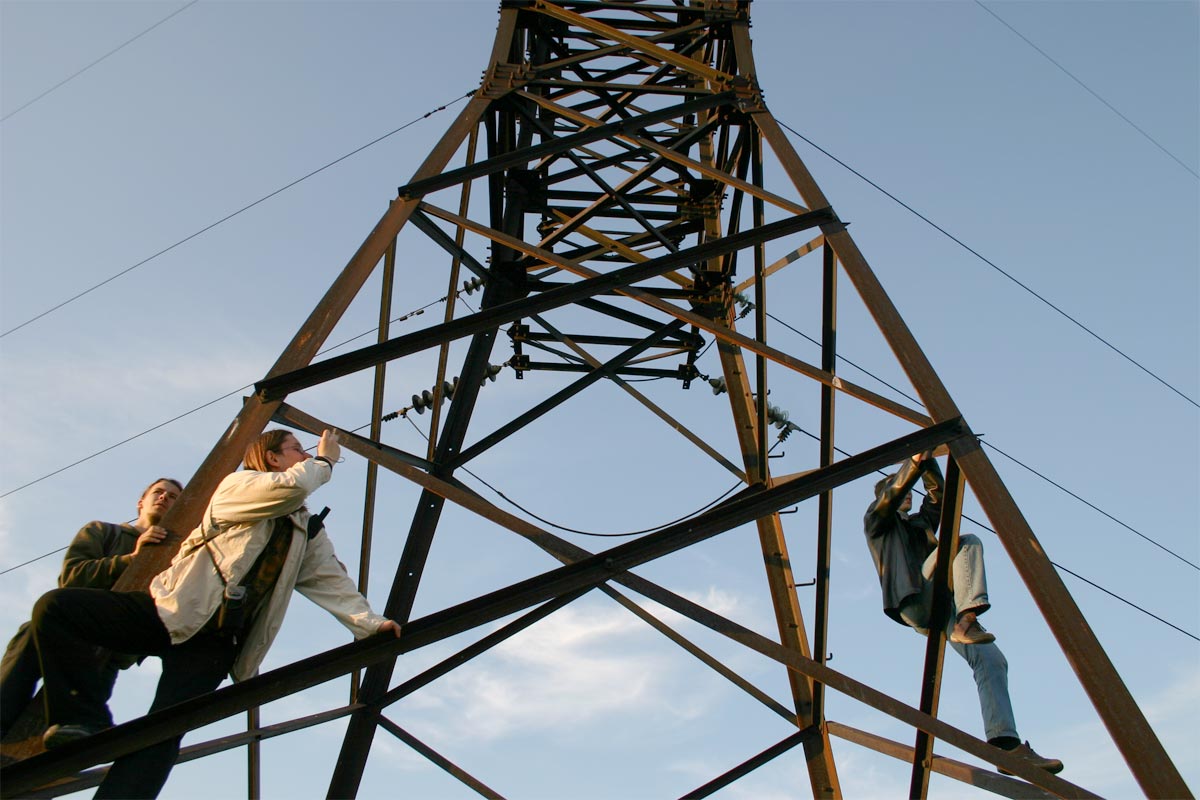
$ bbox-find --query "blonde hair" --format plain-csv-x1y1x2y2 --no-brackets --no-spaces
243,429,294,473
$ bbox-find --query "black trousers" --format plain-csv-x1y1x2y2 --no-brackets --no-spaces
29,588,237,799
1,620,121,738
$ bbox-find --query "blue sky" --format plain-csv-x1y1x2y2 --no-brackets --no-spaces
1,1,1197,798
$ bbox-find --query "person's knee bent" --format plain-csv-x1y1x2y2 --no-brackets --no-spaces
958,533,983,550
30,588,73,629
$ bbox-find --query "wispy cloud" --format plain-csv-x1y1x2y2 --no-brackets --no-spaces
398,594,747,745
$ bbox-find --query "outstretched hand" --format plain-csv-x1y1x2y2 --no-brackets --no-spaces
378,620,402,638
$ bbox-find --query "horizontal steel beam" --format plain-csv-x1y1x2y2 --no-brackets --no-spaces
254,208,834,399
397,92,736,200
826,722,1058,800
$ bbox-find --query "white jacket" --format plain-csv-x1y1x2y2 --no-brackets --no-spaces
149,458,388,681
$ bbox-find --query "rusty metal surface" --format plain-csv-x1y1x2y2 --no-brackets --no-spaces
910,457,966,798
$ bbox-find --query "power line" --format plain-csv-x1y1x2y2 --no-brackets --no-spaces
1,1,200,123
0,547,67,577
980,440,1199,572
782,423,1199,644
0,90,474,340
776,119,1200,411
0,384,252,500
975,0,1199,180
765,310,1199,574
0,283,482,500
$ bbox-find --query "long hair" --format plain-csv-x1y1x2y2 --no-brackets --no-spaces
243,429,293,473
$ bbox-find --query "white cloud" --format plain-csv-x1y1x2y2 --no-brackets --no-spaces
398,598,728,746
1031,666,1200,797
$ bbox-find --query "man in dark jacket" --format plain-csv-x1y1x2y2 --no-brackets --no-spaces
0,477,182,737
864,452,1062,775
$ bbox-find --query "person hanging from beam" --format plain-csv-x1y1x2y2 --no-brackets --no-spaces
1,477,183,739
863,451,1063,776
25,428,401,799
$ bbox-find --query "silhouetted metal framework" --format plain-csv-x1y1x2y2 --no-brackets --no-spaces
1,2,1190,798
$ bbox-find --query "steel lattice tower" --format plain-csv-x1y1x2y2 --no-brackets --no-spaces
2,2,1190,798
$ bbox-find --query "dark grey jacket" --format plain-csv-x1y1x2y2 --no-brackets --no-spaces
863,458,944,625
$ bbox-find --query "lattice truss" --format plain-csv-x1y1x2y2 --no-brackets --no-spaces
2,1,1189,798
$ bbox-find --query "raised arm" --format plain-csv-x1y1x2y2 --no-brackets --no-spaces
865,455,922,532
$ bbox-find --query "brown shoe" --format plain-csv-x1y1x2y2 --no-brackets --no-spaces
999,740,1064,775
950,619,995,645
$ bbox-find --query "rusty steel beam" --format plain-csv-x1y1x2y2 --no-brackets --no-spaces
418,202,931,426
425,125,480,463
827,722,1060,800
811,241,838,723
909,457,965,799
715,325,842,798
377,718,505,800
30,706,365,798
680,727,819,800
351,233,398,702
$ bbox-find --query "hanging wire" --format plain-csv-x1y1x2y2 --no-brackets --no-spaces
974,0,1198,180
776,119,1199,411
0,89,475,339
1,1,200,123
401,413,777,538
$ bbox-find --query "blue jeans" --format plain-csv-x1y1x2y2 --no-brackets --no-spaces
898,534,1018,742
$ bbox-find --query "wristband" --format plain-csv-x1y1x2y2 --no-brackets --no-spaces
314,456,334,470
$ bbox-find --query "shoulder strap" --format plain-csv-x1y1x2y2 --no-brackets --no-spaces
100,522,133,558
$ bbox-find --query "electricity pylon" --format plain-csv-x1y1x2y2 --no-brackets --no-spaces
2,2,1189,798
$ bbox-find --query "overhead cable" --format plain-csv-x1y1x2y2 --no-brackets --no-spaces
975,0,1199,180
1,0,199,123
776,119,1199,411
0,89,474,340
766,310,1199,574
0,283,476,500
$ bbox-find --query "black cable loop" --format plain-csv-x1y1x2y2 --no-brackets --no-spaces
401,414,777,538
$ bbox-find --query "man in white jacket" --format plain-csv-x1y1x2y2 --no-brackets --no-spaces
27,429,399,799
